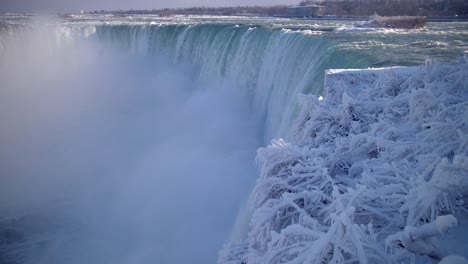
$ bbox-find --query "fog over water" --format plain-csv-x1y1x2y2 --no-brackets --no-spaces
0,25,260,263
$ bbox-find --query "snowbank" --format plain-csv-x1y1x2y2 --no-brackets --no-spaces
220,60,468,263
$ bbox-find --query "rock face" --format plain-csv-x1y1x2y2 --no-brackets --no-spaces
367,14,427,29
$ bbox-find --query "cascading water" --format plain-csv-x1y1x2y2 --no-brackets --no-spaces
90,23,368,140
1,15,467,264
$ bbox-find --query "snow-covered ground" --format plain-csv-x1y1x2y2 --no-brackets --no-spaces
221,60,468,264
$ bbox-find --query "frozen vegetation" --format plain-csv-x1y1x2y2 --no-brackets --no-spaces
220,60,468,263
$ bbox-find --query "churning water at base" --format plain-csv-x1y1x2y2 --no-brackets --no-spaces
0,28,263,263
0,15,467,264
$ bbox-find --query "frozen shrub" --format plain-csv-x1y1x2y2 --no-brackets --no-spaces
220,61,468,263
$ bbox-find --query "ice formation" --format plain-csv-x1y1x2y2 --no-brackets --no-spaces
220,60,468,264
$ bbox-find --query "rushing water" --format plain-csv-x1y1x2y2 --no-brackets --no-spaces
0,14,467,264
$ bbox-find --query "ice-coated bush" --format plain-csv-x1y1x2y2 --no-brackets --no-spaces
220,60,468,263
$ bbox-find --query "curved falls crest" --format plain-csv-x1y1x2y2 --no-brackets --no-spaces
0,22,367,263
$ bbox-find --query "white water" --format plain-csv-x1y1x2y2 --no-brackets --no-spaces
0,25,263,263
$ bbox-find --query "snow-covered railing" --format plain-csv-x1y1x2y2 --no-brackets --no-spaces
220,60,468,264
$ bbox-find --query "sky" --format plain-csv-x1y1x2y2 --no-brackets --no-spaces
0,0,300,12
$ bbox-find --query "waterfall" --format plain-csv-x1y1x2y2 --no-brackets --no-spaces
90,24,369,140
0,21,368,264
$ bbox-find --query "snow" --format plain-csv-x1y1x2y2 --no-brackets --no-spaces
385,215,458,261
220,60,468,263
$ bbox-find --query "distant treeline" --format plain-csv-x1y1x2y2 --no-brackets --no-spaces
314,0,468,16
91,0,468,17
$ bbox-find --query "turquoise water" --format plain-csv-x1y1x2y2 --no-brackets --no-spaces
2,14,467,66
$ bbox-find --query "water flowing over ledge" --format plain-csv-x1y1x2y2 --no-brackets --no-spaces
0,21,367,264
220,60,468,263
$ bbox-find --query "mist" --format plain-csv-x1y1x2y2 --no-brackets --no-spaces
0,24,260,263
